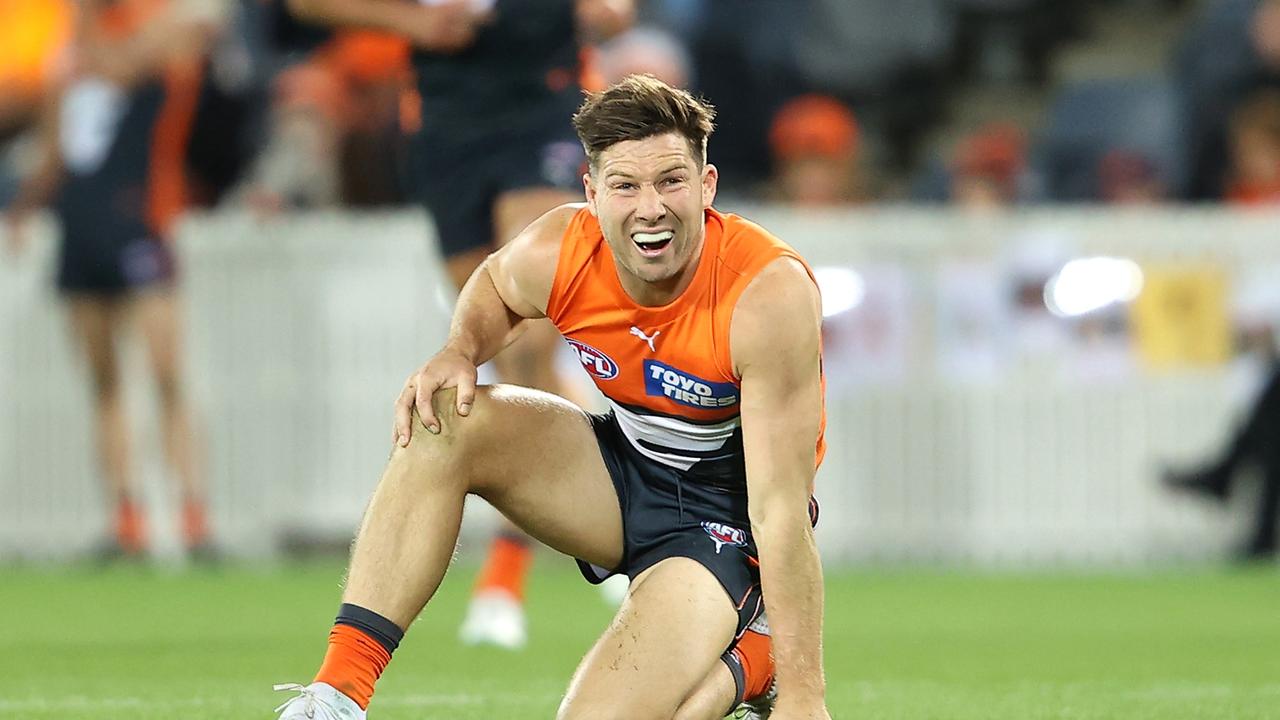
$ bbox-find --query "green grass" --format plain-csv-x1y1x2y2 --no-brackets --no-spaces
2,558,1279,718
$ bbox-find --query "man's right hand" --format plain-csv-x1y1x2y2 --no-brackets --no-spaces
403,0,486,53
393,346,478,447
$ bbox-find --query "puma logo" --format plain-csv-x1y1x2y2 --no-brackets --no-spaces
629,326,660,352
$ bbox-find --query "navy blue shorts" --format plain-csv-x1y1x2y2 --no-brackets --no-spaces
56,232,174,296
578,412,820,641
407,111,585,260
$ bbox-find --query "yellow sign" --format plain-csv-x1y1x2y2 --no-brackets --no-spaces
1131,266,1230,368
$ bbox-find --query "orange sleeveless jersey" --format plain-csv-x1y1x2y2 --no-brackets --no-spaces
547,207,826,487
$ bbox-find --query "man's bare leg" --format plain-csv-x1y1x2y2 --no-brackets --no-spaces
133,288,209,551
559,557,738,720
453,186,593,647
675,662,739,720
67,296,145,555
342,385,622,625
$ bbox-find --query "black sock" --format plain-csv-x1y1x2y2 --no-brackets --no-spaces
334,603,405,655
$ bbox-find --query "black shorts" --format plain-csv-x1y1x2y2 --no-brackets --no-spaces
407,110,585,259
578,412,820,641
56,232,175,296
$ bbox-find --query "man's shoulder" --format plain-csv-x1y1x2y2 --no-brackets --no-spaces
710,208,792,262
519,203,590,251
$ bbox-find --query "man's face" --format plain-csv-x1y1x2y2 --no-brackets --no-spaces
584,132,717,287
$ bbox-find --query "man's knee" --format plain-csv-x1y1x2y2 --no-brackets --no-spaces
398,386,503,468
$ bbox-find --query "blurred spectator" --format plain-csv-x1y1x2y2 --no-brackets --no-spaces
1175,0,1280,200
1098,149,1168,205
235,28,411,211
234,58,345,211
4,0,220,560
323,31,411,206
589,25,692,88
794,0,953,170
1032,77,1185,202
950,123,1026,209
688,0,806,192
767,94,862,206
0,0,72,137
1224,88,1280,205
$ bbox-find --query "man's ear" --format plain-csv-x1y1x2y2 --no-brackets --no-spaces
583,173,599,216
701,163,719,208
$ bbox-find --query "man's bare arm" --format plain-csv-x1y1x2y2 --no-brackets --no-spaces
732,257,830,718
393,204,576,443
286,0,480,52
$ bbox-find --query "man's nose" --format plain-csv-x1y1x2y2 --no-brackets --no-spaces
635,183,666,223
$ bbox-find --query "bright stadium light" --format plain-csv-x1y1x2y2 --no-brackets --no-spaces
1044,256,1144,318
813,266,866,318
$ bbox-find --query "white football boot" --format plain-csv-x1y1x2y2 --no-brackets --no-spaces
273,682,366,720
598,574,630,607
733,681,777,720
457,589,527,650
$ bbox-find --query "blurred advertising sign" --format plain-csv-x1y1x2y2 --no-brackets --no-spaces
1131,265,1230,368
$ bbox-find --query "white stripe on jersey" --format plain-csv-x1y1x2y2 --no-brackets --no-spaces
608,398,740,471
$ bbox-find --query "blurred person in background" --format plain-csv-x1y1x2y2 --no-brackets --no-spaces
3,0,222,560
1225,88,1280,205
285,0,635,650
0,0,73,204
326,31,412,206
1097,149,1168,205
235,57,346,211
236,30,411,211
1165,347,1280,560
588,24,692,89
949,123,1026,209
0,0,72,137
1176,0,1280,200
766,94,862,206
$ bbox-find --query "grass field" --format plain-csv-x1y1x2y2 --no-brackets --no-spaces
2,558,1278,719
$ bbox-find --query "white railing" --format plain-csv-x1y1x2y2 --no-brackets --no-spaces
2,207,1276,564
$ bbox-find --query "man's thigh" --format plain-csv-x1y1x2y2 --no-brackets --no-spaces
558,557,739,720
434,384,623,570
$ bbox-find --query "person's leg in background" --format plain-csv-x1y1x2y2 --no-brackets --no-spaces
1166,362,1280,559
446,185,591,649
1166,363,1280,500
1244,443,1280,559
134,287,211,556
66,295,146,556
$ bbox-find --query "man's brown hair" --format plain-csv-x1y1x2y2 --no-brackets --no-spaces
572,74,716,171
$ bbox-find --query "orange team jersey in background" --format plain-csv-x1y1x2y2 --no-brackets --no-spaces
547,207,827,492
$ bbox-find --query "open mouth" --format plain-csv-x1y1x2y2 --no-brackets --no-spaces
632,230,674,257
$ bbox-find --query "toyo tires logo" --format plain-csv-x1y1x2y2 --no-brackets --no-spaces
566,339,619,380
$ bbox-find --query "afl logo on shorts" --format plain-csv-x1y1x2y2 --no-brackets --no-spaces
566,339,619,380
701,521,747,554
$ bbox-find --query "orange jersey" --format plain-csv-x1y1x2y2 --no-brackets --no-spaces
547,207,826,488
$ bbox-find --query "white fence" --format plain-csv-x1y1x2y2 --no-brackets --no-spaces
2,207,1277,564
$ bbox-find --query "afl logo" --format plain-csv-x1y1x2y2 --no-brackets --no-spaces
566,339,619,380
701,521,748,554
